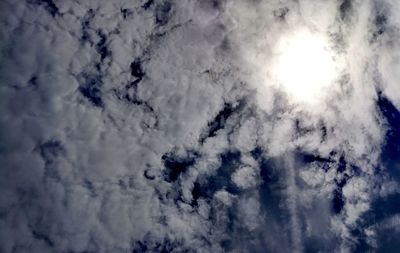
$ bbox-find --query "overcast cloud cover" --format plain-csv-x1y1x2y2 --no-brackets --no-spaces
1,0,400,252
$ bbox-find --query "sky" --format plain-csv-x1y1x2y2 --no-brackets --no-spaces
1,0,400,252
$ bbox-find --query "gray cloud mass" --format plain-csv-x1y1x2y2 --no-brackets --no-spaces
1,0,400,252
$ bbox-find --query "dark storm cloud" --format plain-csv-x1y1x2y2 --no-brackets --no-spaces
1,0,400,253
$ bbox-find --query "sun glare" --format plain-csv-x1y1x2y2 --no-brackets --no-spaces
272,29,339,104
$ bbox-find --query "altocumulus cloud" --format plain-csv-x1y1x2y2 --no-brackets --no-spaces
0,0,400,252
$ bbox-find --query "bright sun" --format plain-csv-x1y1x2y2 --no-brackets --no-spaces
272,29,339,104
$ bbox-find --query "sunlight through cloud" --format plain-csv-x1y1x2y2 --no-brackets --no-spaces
271,29,340,104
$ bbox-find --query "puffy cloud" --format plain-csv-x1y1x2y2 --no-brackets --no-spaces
232,165,259,189
1,0,400,252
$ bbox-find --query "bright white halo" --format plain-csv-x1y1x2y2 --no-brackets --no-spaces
272,29,339,105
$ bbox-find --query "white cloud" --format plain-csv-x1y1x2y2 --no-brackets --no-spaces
1,0,400,252
231,165,258,189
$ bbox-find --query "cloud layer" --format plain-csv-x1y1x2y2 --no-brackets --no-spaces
1,0,400,252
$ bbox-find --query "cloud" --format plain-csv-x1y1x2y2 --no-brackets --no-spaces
231,165,259,189
1,0,400,252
